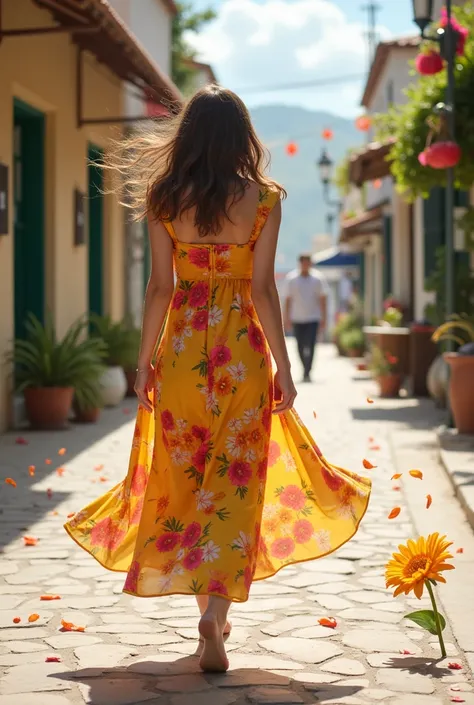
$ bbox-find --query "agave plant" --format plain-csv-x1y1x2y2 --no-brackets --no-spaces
432,314,474,350
11,313,107,395
89,314,138,368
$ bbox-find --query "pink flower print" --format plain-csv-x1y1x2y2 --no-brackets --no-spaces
244,564,253,592
207,579,228,596
228,460,252,487
321,466,344,492
293,519,313,544
130,463,147,496
192,443,209,474
90,517,125,551
268,440,281,467
192,309,208,331
156,532,181,552
183,547,204,571
257,459,267,481
161,409,175,432
270,537,295,559
261,406,272,433
189,282,209,308
248,322,266,353
172,290,187,310
191,425,211,442
181,521,202,548
215,244,230,255
188,247,210,269
280,484,306,510
210,344,232,368
130,497,144,525
124,560,140,592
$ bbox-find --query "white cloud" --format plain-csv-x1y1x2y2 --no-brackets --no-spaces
186,0,394,116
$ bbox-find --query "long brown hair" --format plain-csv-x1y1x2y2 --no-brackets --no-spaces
107,85,285,237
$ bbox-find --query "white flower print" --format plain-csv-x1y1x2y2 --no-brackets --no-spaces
262,503,279,520
228,418,243,432
228,361,247,382
176,419,188,432
200,387,219,414
209,305,224,327
176,548,185,561
170,448,191,466
172,336,185,354
336,504,354,520
184,326,193,338
281,451,297,473
226,436,242,458
313,529,332,552
202,541,220,562
184,308,194,321
232,293,243,311
233,531,252,554
158,575,174,592
244,448,257,462
195,489,214,511
243,407,259,425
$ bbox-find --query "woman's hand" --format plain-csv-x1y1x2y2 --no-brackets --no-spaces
273,368,297,414
134,366,154,413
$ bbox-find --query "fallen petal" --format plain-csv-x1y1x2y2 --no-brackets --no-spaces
58,448,66,456
426,494,433,509
409,469,423,480
94,464,104,472
56,467,65,477
15,436,28,445
400,649,414,655
456,548,464,554
368,436,374,443
28,614,40,623
45,656,61,663
5,478,17,487
12,617,21,624
363,459,377,469
40,595,61,601
60,618,85,632
318,617,337,629
23,536,39,546
45,458,52,465
99,476,109,482
369,445,381,451
46,488,53,498
367,397,374,404
313,411,317,419
391,473,402,480
28,465,36,477
448,663,463,670
388,507,401,519
392,485,401,491
451,697,465,703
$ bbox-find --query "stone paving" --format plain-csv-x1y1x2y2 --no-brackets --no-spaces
0,343,473,705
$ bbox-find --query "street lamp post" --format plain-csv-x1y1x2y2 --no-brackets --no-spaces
317,148,343,243
412,0,459,325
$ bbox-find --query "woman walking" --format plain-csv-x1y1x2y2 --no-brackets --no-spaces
65,85,371,673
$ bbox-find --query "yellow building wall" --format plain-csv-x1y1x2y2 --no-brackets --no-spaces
0,0,126,430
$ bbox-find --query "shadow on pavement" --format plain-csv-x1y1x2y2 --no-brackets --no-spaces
0,399,138,551
350,397,445,431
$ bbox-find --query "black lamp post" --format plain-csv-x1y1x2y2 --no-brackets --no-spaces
412,0,459,326
317,148,343,242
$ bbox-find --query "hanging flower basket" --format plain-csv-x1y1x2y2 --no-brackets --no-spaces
416,51,443,76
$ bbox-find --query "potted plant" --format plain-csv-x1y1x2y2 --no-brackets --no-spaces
364,296,410,377
432,316,474,434
73,355,107,424
11,313,106,430
90,314,136,407
340,327,365,358
370,345,402,398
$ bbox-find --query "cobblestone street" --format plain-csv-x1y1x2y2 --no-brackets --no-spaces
1,343,473,705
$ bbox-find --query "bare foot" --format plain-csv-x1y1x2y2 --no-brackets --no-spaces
198,613,229,673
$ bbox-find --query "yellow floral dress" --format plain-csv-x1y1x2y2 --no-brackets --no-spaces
65,187,371,602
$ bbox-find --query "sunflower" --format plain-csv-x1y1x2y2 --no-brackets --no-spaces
385,533,455,599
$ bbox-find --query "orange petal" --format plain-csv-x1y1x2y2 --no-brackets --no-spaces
388,507,401,519
367,397,374,404
369,445,381,451
67,512,75,518
28,465,36,476
313,411,317,419
56,467,65,477
409,469,423,480
456,548,464,554
46,488,53,498
5,478,17,487
392,485,401,491
28,614,40,623
426,494,433,509
318,617,337,629
45,656,61,662
40,595,61,601
12,617,21,624
15,436,28,445
448,663,463,670
58,448,66,456
94,464,104,472
368,436,374,443
99,476,108,482
45,458,52,465
60,618,85,632
50,511,59,516
23,536,39,546
400,649,414,655
451,697,465,703
391,473,402,480
363,459,377,469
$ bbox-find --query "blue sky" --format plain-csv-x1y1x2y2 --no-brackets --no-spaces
187,0,416,116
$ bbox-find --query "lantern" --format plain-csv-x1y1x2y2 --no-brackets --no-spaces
424,141,462,169
285,142,298,156
355,115,372,132
415,50,443,75
322,128,334,141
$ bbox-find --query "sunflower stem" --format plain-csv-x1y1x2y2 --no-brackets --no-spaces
426,580,446,658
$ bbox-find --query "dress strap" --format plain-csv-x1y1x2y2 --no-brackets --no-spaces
248,188,280,247
162,219,177,244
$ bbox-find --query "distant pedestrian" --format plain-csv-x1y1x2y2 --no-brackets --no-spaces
284,254,328,382
339,271,353,313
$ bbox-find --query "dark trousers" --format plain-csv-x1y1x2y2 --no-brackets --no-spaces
293,321,319,376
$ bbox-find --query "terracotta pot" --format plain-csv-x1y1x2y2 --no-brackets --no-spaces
24,387,73,430
377,374,402,398
125,369,136,397
73,403,101,424
347,348,364,358
444,353,474,434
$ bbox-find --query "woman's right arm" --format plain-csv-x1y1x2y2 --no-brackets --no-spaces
251,200,297,413
135,216,175,411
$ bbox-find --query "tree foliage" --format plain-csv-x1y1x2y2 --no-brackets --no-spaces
374,4,474,200
171,2,216,94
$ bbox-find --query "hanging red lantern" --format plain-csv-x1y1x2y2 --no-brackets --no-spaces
372,179,382,189
355,115,372,132
416,51,443,76
418,150,428,166
322,128,333,141
285,142,298,156
424,141,462,169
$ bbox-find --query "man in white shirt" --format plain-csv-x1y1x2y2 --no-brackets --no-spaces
284,254,328,383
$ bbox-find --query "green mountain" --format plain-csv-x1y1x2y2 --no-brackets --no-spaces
250,104,363,269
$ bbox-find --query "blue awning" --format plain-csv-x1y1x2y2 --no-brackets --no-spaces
312,247,360,268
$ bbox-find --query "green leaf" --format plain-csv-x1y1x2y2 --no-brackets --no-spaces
404,610,446,635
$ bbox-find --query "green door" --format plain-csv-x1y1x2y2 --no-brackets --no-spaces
13,99,45,340
88,146,104,317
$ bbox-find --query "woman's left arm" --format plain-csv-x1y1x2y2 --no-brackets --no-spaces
135,216,175,411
